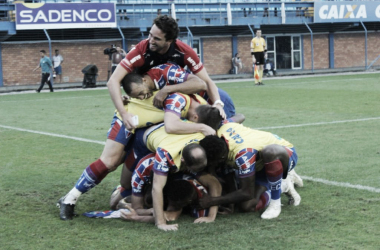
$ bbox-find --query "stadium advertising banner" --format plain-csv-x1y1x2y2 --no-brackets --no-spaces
15,3,116,30
314,1,380,23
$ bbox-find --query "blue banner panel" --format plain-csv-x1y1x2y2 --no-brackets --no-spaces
314,1,380,23
15,3,116,30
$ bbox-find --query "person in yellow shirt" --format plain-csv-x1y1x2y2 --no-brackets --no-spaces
251,29,266,85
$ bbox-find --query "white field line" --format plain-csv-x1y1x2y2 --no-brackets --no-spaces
0,124,105,145
0,95,109,103
301,176,380,193
1,117,380,193
254,117,380,130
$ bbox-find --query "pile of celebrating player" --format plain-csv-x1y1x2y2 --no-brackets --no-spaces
57,15,304,231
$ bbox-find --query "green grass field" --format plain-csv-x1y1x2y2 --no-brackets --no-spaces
1,73,379,249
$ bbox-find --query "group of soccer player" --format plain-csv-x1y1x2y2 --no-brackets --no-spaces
57,15,303,231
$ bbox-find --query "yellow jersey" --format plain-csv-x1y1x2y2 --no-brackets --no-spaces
250,37,266,53
147,125,205,170
217,122,293,170
115,92,207,132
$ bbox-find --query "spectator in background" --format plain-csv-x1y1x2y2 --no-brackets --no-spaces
33,50,54,93
264,56,276,77
111,46,127,73
53,49,64,83
232,53,243,74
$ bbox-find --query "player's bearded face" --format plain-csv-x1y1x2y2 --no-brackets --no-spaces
148,24,172,54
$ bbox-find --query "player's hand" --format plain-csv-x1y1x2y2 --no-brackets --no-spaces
153,90,168,109
198,194,213,209
157,223,178,231
121,112,136,131
213,104,226,120
120,207,138,221
164,211,179,222
217,206,234,215
122,95,130,105
194,217,214,223
200,124,216,136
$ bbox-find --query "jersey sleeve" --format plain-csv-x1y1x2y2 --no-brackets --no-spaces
119,40,147,73
250,38,255,54
147,64,189,89
176,40,203,74
235,148,257,178
131,154,155,196
163,93,187,117
164,64,189,85
152,147,176,176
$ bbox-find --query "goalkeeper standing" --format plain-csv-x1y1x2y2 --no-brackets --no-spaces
251,29,266,85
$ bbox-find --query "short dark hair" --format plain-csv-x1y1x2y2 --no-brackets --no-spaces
40,50,46,53
196,105,223,131
121,73,143,95
199,135,228,169
182,143,207,172
55,49,59,52
153,15,179,41
167,180,195,204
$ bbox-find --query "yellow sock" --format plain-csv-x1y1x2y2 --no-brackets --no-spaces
259,70,263,83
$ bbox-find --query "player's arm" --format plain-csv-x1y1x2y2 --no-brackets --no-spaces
120,202,155,223
152,173,178,231
198,175,255,208
165,112,215,136
107,65,137,130
131,194,154,216
251,39,256,64
164,204,183,222
153,74,207,108
195,68,226,119
194,173,222,223
33,64,40,72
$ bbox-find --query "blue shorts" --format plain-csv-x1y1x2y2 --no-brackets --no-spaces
54,65,62,75
286,147,298,174
123,127,152,172
107,115,133,146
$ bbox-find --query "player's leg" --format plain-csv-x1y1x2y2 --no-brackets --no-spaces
287,147,303,188
282,147,301,205
260,144,288,219
58,116,131,220
258,64,264,85
110,155,135,210
46,75,54,92
288,169,303,187
110,127,152,209
37,73,48,92
217,88,236,119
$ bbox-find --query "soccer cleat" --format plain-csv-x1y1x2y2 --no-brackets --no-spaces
283,178,301,206
57,197,77,220
260,82,265,85
261,199,281,219
288,169,304,187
